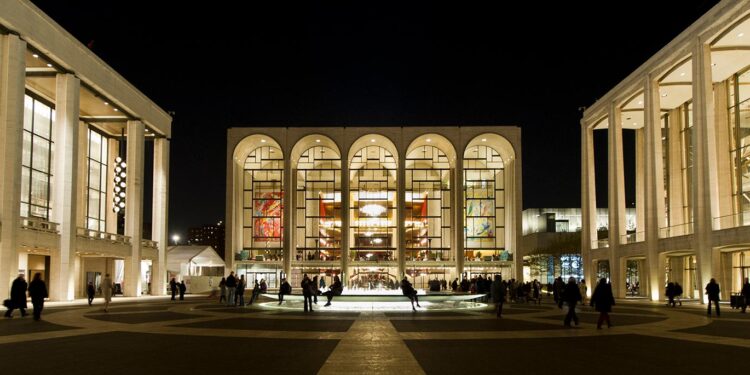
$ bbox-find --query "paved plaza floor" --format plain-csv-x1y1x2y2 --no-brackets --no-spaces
1,295,749,374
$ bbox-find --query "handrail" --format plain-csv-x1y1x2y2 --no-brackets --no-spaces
659,222,693,238
76,227,131,244
713,212,750,230
19,216,58,233
592,239,609,249
141,239,159,249
621,231,645,244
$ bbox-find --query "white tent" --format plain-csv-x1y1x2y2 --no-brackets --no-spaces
167,245,225,277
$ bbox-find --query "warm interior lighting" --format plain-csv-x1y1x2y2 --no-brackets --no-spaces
481,138,486,142
46,63,52,67
261,139,267,143
360,204,387,217
104,102,109,106
370,139,376,142
426,138,431,142
315,139,321,143
32,54,39,58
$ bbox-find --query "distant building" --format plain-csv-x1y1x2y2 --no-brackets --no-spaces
188,221,225,259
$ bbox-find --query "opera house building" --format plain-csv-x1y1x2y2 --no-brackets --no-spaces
226,127,521,289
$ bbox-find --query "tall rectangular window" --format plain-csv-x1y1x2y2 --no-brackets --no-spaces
86,128,109,231
20,94,54,220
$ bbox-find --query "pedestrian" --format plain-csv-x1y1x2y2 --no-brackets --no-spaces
225,272,237,306
705,278,721,317
86,281,96,306
219,277,227,303
278,278,291,305
319,276,326,290
4,274,28,318
101,273,113,312
666,282,676,307
312,276,319,304
590,278,615,329
236,275,245,306
559,276,582,327
674,282,683,306
401,276,421,311
248,280,260,305
302,274,314,312
491,275,506,318
579,279,588,305
742,278,750,313
170,277,177,300
451,278,458,292
179,280,186,300
323,275,343,307
259,279,268,294
27,273,47,321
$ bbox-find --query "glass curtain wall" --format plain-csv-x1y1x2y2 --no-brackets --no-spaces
86,128,108,231
349,145,397,262
463,145,506,261
242,146,284,261
680,102,694,225
728,69,750,223
20,94,54,220
405,145,451,261
662,114,670,227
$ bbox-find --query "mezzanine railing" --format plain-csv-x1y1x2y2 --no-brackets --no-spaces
76,227,131,244
19,216,58,233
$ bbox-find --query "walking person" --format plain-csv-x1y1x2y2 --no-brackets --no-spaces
319,276,326,290
705,278,721,317
491,275,506,318
323,275,343,307
225,272,237,306
4,274,28,318
179,280,186,300
86,281,96,306
590,278,615,329
674,282,683,306
101,273,114,312
742,278,750,313
248,280,260,305
170,277,177,300
559,276,582,327
666,282,676,307
312,276,319,305
401,276,421,311
278,278,291,305
219,277,227,303
236,275,245,306
302,274,314,312
579,279,588,306
27,273,47,321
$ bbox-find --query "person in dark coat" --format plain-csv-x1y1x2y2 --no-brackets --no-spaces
27,273,48,321
170,278,177,300
741,278,750,313
665,282,676,307
178,280,187,300
451,278,458,292
323,275,343,306
674,282,683,306
236,275,245,306
559,276,582,327
401,276,421,311
491,275,506,318
4,274,28,318
705,278,721,317
590,278,615,329
248,280,260,305
278,278,291,305
301,274,314,312
86,281,96,306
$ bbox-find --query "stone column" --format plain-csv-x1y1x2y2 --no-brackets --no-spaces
608,103,626,297
151,138,169,296
713,81,733,226
667,108,684,229
341,158,350,283
50,73,81,301
455,156,465,278
282,163,292,278
0,34,26,298
397,155,406,278
644,75,666,301
635,128,645,240
580,120,596,288
124,120,145,297
692,39,719,303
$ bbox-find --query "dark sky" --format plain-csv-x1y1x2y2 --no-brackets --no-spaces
31,1,718,236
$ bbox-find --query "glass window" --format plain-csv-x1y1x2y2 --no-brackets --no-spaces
295,146,342,262
242,146,284,261
86,128,109,232
463,144,506,261
349,145,397,262
20,94,54,220
405,145,451,262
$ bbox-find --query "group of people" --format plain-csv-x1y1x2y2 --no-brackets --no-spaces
3,273,47,321
169,278,187,301
216,272,268,306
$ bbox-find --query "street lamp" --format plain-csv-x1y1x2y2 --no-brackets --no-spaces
172,234,180,245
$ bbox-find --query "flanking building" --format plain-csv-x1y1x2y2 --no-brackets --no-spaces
226,127,521,290
0,1,171,300
581,0,750,301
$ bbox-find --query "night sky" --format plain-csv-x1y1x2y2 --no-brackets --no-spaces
30,1,718,237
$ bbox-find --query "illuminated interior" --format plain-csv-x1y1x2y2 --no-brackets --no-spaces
463,144,507,261
242,145,284,261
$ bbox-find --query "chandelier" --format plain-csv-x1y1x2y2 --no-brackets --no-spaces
360,204,386,217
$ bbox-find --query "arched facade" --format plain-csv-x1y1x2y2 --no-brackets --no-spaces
226,127,522,290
